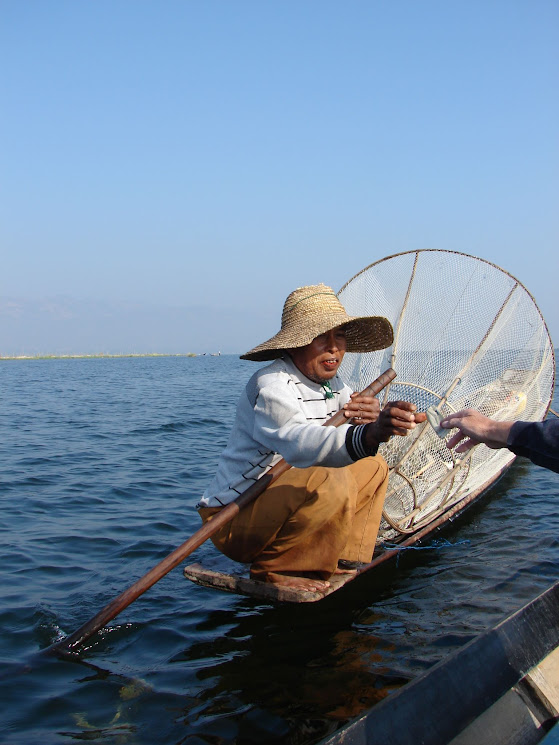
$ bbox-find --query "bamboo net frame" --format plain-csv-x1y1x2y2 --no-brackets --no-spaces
338,250,555,540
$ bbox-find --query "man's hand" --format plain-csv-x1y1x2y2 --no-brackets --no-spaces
439,409,514,453
343,392,381,424
363,401,427,452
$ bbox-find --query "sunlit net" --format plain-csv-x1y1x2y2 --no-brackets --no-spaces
338,250,555,540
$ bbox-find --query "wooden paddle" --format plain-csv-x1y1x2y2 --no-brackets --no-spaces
51,367,396,654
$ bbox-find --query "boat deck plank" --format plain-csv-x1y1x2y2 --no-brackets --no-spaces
183,562,353,603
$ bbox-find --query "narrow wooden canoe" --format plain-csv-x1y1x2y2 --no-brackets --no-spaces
183,461,513,603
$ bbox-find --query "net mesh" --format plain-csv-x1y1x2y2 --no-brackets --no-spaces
338,250,555,540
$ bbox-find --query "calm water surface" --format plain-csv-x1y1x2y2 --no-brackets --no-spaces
1,356,558,744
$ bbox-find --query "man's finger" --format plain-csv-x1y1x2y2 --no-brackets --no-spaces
455,438,477,453
446,431,466,449
385,400,418,413
382,408,416,423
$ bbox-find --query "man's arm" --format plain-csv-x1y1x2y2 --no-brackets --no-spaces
254,379,357,469
507,419,559,473
440,410,559,474
439,410,514,452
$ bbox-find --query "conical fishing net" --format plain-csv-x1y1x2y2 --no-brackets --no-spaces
338,250,555,540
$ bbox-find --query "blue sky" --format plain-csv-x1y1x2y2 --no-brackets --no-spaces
1,1,557,356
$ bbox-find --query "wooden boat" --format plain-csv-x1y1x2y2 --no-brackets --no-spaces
185,252,555,604
316,579,559,745
183,460,513,603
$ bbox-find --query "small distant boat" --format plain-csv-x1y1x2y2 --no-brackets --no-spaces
210,352,221,356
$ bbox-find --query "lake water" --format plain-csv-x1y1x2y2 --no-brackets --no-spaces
1,355,558,744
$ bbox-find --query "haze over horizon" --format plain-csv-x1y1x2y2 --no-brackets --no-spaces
2,1,558,357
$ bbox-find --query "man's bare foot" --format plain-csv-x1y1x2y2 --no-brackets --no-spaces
263,573,331,592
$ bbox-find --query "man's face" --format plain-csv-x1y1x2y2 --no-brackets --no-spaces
289,326,347,383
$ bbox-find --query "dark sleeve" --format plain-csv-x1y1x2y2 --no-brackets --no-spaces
507,420,559,474
345,424,379,461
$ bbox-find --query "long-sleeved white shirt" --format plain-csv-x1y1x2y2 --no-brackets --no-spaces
198,356,359,507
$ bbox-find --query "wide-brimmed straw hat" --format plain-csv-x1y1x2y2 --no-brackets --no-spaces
241,284,393,362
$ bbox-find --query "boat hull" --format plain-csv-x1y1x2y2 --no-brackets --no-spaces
317,579,559,745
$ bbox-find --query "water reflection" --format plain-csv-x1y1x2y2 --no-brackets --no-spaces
165,592,409,744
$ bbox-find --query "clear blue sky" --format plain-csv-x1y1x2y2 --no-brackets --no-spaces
1,0,557,355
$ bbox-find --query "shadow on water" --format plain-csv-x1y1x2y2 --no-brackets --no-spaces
162,597,408,744
2,596,407,744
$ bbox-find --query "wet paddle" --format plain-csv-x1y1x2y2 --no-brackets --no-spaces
51,367,396,654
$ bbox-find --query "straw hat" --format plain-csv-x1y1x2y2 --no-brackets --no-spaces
241,284,393,361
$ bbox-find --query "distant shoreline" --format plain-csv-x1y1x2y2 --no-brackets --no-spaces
0,353,201,360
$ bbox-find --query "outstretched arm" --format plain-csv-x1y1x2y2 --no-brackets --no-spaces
439,409,514,453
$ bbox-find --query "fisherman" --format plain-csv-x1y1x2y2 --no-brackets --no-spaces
197,284,426,592
440,410,559,473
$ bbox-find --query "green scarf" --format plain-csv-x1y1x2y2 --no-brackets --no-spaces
322,381,334,399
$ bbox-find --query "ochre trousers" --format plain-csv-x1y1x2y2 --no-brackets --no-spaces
198,456,389,583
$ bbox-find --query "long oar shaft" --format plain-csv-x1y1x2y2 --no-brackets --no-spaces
53,367,396,654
